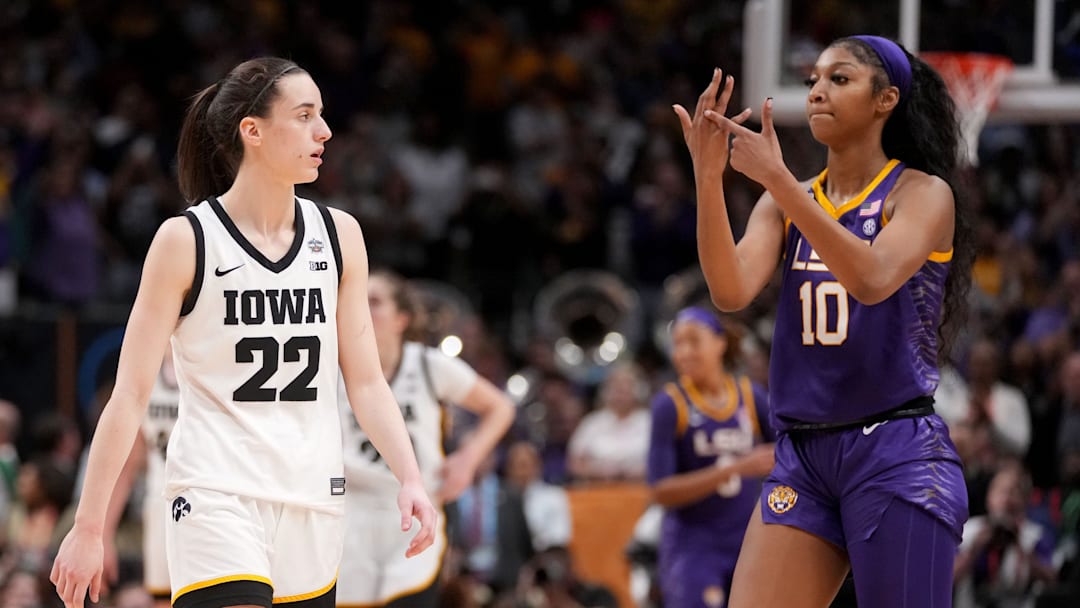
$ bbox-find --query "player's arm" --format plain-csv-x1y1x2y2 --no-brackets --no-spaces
764,169,954,304
697,182,787,312
52,217,194,608
437,370,515,502
646,393,729,508
331,209,436,556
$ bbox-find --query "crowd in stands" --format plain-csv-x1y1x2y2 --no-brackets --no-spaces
1,1,1079,606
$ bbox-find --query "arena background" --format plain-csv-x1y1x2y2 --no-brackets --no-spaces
0,1,1078,607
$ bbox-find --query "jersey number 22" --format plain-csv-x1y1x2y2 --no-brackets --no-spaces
234,336,321,402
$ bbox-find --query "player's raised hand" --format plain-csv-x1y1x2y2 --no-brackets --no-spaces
704,97,789,189
50,527,104,608
397,480,438,558
672,68,752,176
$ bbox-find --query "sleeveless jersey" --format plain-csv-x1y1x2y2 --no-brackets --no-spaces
340,342,477,505
167,196,345,511
648,375,772,555
770,160,952,430
142,369,179,500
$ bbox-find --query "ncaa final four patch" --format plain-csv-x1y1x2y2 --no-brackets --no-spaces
767,485,798,514
330,477,346,496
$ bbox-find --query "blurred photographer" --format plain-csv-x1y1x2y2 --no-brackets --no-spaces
955,460,1057,608
504,548,617,608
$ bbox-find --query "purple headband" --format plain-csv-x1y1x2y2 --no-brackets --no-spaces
674,307,724,335
851,35,912,102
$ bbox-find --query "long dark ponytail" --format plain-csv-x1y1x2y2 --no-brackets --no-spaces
834,37,974,360
176,57,305,203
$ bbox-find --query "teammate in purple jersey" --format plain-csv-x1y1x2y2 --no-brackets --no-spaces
648,307,775,608
674,35,974,607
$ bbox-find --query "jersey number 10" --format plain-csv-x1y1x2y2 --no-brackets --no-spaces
798,281,849,346
234,336,321,401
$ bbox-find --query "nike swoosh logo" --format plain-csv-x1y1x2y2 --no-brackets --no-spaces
862,421,888,436
214,264,244,277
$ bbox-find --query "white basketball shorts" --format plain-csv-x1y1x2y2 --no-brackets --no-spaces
166,487,343,608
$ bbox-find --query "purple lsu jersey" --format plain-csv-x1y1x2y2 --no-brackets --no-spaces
648,375,774,556
769,159,953,430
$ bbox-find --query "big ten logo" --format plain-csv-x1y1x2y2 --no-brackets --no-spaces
310,260,328,272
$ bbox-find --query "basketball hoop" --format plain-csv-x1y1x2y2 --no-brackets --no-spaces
921,52,1014,166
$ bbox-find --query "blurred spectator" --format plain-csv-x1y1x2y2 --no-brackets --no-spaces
392,109,470,277
567,363,651,483
1054,439,1080,589
540,164,610,276
504,441,571,552
20,156,103,306
955,461,1057,608
26,415,80,482
0,402,18,550
452,452,533,595
112,582,154,608
450,165,540,331
506,77,571,207
0,3,1076,607
629,159,697,295
516,372,585,486
1056,353,1080,478
938,338,1032,458
506,547,617,608
4,458,74,573
0,568,42,608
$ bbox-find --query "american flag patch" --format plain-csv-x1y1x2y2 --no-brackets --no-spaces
859,199,882,216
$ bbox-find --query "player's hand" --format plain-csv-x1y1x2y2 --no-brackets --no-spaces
50,526,104,608
435,450,477,503
737,444,777,478
704,97,790,190
673,68,752,178
397,480,438,558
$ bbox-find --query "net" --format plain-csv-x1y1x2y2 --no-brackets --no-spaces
921,52,1014,166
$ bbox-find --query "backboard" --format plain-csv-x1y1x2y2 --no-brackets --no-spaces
744,0,1080,125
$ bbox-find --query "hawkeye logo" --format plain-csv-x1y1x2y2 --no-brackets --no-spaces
172,496,192,522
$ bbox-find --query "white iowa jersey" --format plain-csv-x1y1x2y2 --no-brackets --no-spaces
340,342,476,505
142,370,179,500
168,196,344,511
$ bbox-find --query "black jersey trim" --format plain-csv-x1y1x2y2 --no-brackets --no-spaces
315,203,344,284
180,210,205,317
207,196,305,273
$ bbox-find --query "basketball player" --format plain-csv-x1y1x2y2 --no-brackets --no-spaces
51,57,437,608
647,307,774,608
673,36,973,606
337,270,514,607
103,350,180,607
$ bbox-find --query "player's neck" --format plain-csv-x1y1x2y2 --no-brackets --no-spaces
689,371,726,395
218,167,297,236
823,145,890,204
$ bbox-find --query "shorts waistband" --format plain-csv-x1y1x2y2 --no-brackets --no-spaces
786,396,935,433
